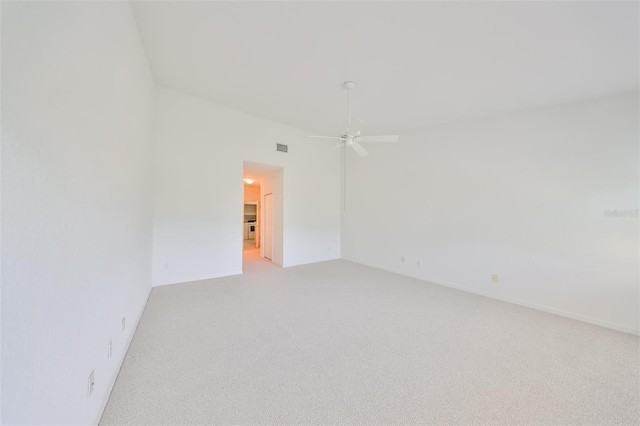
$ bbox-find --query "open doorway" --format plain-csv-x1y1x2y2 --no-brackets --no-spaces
243,161,284,269
242,182,260,254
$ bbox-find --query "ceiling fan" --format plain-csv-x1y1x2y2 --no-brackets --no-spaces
306,81,399,157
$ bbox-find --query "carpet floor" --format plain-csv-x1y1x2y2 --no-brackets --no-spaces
100,251,639,425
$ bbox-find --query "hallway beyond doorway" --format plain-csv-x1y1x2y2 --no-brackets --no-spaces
243,239,257,252
243,161,283,266
242,238,278,274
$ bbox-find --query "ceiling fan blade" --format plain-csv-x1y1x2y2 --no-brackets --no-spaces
306,135,343,140
350,140,369,157
357,135,400,143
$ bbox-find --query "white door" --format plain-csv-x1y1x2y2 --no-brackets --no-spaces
264,193,273,260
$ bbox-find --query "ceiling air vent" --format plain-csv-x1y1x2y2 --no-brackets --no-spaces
276,143,288,153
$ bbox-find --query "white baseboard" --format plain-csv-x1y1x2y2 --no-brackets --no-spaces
94,287,153,425
153,270,243,287
283,255,341,268
345,259,639,336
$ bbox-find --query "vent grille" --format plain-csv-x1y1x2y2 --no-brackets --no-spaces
276,143,288,153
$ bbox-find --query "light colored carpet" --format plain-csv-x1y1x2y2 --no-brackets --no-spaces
100,253,639,425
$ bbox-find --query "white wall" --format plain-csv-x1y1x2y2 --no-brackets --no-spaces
342,92,639,334
2,2,155,424
153,87,341,286
0,2,4,422
260,168,284,265
243,184,260,202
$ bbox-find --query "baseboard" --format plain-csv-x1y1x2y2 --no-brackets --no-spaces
94,286,153,425
153,270,243,287
344,259,639,336
283,255,341,268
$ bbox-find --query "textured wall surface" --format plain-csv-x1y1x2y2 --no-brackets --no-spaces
342,93,639,334
2,2,155,424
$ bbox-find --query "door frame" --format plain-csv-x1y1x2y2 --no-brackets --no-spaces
263,192,273,260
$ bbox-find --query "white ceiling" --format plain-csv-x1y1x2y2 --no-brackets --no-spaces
131,1,639,135
243,161,280,185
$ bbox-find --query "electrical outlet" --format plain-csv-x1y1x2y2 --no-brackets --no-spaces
88,371,95,396
417,260,422,267
121,317,126,331
492,274,500,283
108,340,112,359
401,256,405,263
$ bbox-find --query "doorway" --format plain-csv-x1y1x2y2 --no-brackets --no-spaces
242,161,284,268
243,199,259,252
243,182,260,254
